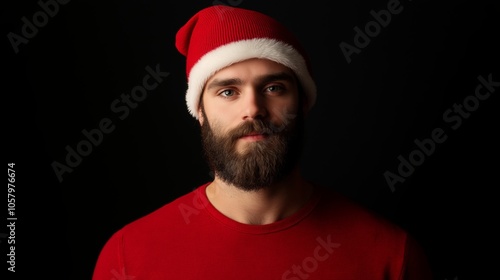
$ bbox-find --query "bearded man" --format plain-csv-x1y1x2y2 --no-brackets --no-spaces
92,5,434,280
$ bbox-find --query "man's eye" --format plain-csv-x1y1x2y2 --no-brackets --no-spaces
219,89,235,97
266,85,284,93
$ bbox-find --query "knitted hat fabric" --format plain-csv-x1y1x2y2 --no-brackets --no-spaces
175,5,317,119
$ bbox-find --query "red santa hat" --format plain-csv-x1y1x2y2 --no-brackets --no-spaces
175,5,317,119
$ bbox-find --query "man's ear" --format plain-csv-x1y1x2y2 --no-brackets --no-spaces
198,106,204,126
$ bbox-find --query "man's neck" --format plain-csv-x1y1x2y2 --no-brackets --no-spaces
205,168,314,225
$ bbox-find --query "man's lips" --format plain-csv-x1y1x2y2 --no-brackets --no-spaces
239,132,267,141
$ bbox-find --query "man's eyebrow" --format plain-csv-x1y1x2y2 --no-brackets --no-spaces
205,72,296,92
205,78,243,91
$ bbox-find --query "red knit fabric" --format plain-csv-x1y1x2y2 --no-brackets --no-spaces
92,183,433,279
175,5,313,80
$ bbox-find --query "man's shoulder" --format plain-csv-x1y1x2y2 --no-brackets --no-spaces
119,182,209,235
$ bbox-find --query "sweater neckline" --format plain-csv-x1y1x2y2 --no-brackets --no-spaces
197,182,321,235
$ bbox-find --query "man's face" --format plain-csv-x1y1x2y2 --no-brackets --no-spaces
198,58,306,191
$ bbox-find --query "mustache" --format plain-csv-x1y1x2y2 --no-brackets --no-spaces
229,120,277,142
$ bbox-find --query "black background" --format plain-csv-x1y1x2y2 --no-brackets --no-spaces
3,0,498,279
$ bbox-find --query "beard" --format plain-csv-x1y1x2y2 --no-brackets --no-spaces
200,107,305,192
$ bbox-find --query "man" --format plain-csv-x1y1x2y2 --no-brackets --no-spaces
92,5,434,279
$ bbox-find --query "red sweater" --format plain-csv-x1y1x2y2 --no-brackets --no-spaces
92,182,433,279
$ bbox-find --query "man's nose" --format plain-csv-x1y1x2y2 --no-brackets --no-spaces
241,89,267,121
